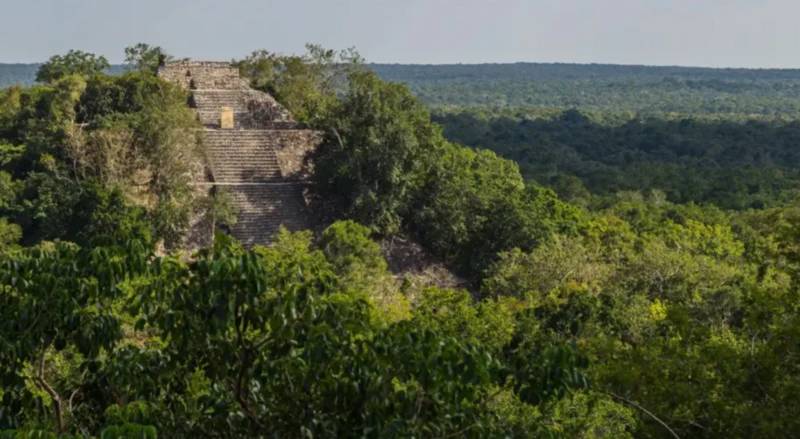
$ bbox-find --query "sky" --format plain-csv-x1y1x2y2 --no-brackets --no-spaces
1,0,798,68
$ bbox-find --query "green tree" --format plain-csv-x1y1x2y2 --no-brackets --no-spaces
5,69,202,247
314,70,446,234
124,43,171,74
319,221,409,322
36,50,109,83
0,240,148,433
236,44,363,124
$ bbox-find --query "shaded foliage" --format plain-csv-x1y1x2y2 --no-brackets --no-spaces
1,230,594,437
436,109,800,209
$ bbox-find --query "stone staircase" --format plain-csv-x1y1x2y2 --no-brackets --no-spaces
192,89,293,128
202,129,282,182
192,89,255,112
223,183,309,246
158,61,320,247
192,90,250,126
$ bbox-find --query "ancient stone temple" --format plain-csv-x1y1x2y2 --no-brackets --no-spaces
158,61,322,247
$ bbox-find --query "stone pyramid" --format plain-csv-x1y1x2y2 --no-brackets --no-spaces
158,61,322,247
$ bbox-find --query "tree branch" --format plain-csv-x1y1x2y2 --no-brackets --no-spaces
36,344,65,433
606,391,680,439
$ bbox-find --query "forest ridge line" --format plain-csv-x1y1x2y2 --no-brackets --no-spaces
5,61,800,88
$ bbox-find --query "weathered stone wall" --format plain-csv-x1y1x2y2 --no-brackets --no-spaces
158,61,248,90
184,185,215,251
270,130,324,179
238,99,296,128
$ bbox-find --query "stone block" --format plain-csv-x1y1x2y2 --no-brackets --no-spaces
220,107,234,129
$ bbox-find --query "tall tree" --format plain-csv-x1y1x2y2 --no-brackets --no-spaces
36,50,109,83
124,43,172,74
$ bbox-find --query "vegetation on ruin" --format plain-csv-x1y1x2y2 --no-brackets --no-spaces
2,45,800,437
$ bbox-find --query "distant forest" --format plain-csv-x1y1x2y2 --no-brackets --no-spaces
6,62,800,115
371,63,800,115
435,109,800,209
0,63,126,88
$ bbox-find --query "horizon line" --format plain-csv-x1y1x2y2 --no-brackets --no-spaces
3,59,800,72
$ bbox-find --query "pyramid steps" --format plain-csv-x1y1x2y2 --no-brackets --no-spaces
191,89,294,128
159,61,316,247
203,129,281,182
192,89,256,113
222,183,310,246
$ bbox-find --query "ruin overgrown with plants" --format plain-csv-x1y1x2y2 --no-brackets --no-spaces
2,45,800,438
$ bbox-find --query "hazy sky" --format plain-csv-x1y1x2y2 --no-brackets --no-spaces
1,0,798,67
